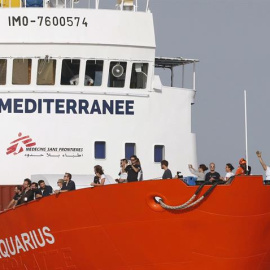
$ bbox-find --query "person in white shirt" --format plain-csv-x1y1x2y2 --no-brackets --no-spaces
91,165,109,186
256,151,270,183
220,163,235,182
115,159,128,183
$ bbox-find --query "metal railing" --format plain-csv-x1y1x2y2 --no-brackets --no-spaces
0,0,151,11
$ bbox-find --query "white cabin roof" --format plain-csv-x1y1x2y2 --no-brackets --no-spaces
155,57,199,68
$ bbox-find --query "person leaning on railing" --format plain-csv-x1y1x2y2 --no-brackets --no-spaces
4,185,22,210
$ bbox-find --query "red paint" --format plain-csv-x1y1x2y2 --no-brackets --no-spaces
0,185,16,211
6,133,36,155
0,176,269,269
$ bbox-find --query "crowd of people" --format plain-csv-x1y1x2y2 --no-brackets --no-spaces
4,173,75,210
187,151,269,184
4,151,270,210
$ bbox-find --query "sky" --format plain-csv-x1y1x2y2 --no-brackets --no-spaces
80,0,270,177
152,0,270,177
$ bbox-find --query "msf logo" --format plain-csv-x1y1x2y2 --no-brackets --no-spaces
6,132,36,155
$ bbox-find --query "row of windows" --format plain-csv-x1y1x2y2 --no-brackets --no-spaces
0,59,149,89
95,142,165,162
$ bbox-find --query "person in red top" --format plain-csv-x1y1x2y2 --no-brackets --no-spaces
235,158,248,175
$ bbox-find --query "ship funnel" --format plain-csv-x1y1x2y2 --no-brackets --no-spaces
117,0,134,10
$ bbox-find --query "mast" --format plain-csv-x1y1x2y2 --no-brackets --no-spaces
244,90,249,168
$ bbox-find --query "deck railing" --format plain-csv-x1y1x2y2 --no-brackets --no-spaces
0,0,151,11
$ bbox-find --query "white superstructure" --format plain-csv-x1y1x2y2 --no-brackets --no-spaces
0,0,198,188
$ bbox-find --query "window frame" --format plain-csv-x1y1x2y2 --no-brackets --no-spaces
125,143,136,160
0,59,7,85
94,141,106,159
154,145,165,163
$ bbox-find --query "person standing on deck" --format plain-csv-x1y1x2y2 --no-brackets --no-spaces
125,155,141,182
235,158,251,175
256,151,270,184
188,164,208,181
115,159,128,183
205,163,220,182
161,160,172,179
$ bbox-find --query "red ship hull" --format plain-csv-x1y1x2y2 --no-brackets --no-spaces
1,176,270,270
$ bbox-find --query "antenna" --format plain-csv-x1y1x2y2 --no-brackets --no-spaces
244,90,249,168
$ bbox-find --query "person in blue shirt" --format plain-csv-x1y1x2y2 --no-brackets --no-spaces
36,180,53,197
55,173,76,193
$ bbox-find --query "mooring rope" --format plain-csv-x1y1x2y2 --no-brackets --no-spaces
157,182,219,210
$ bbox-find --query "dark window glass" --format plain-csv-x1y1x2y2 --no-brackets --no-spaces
0,59,7,85
154,145,164,162
37,59,56,85
108,61,127,88
130,63,148,89
61,59,80,85
125,143,136,159
95,141,106,159
85,60,103,86
12,59,32,85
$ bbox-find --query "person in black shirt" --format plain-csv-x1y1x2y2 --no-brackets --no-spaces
125,155,141,182
31,182,39,199
19,178,34,205
36,180,53,198
205,163,220,182
5,185,22,210
161,160,172,179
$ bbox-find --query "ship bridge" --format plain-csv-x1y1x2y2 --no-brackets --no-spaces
0,0,197,96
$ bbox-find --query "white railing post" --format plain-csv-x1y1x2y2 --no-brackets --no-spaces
146,0,150,11
192,62,196,90
95,0,99,9
182,65,185,88
171,67,174,87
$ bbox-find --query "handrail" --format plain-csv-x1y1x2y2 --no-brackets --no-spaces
0,0,151,10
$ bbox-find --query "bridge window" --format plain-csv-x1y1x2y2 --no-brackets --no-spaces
61,59,80,86
37,59,56,85
12,59,32,85
85,60,103,86
154,145,164,162
0,59,7,85
95,141,106,159
130,63,148,89
108,61,127,88
125,143,136,159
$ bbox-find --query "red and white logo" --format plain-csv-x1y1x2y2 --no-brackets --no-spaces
6,132,36,155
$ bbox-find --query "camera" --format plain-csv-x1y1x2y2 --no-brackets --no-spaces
176,171,183,179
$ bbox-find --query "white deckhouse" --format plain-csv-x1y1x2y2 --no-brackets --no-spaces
0,0,198,188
